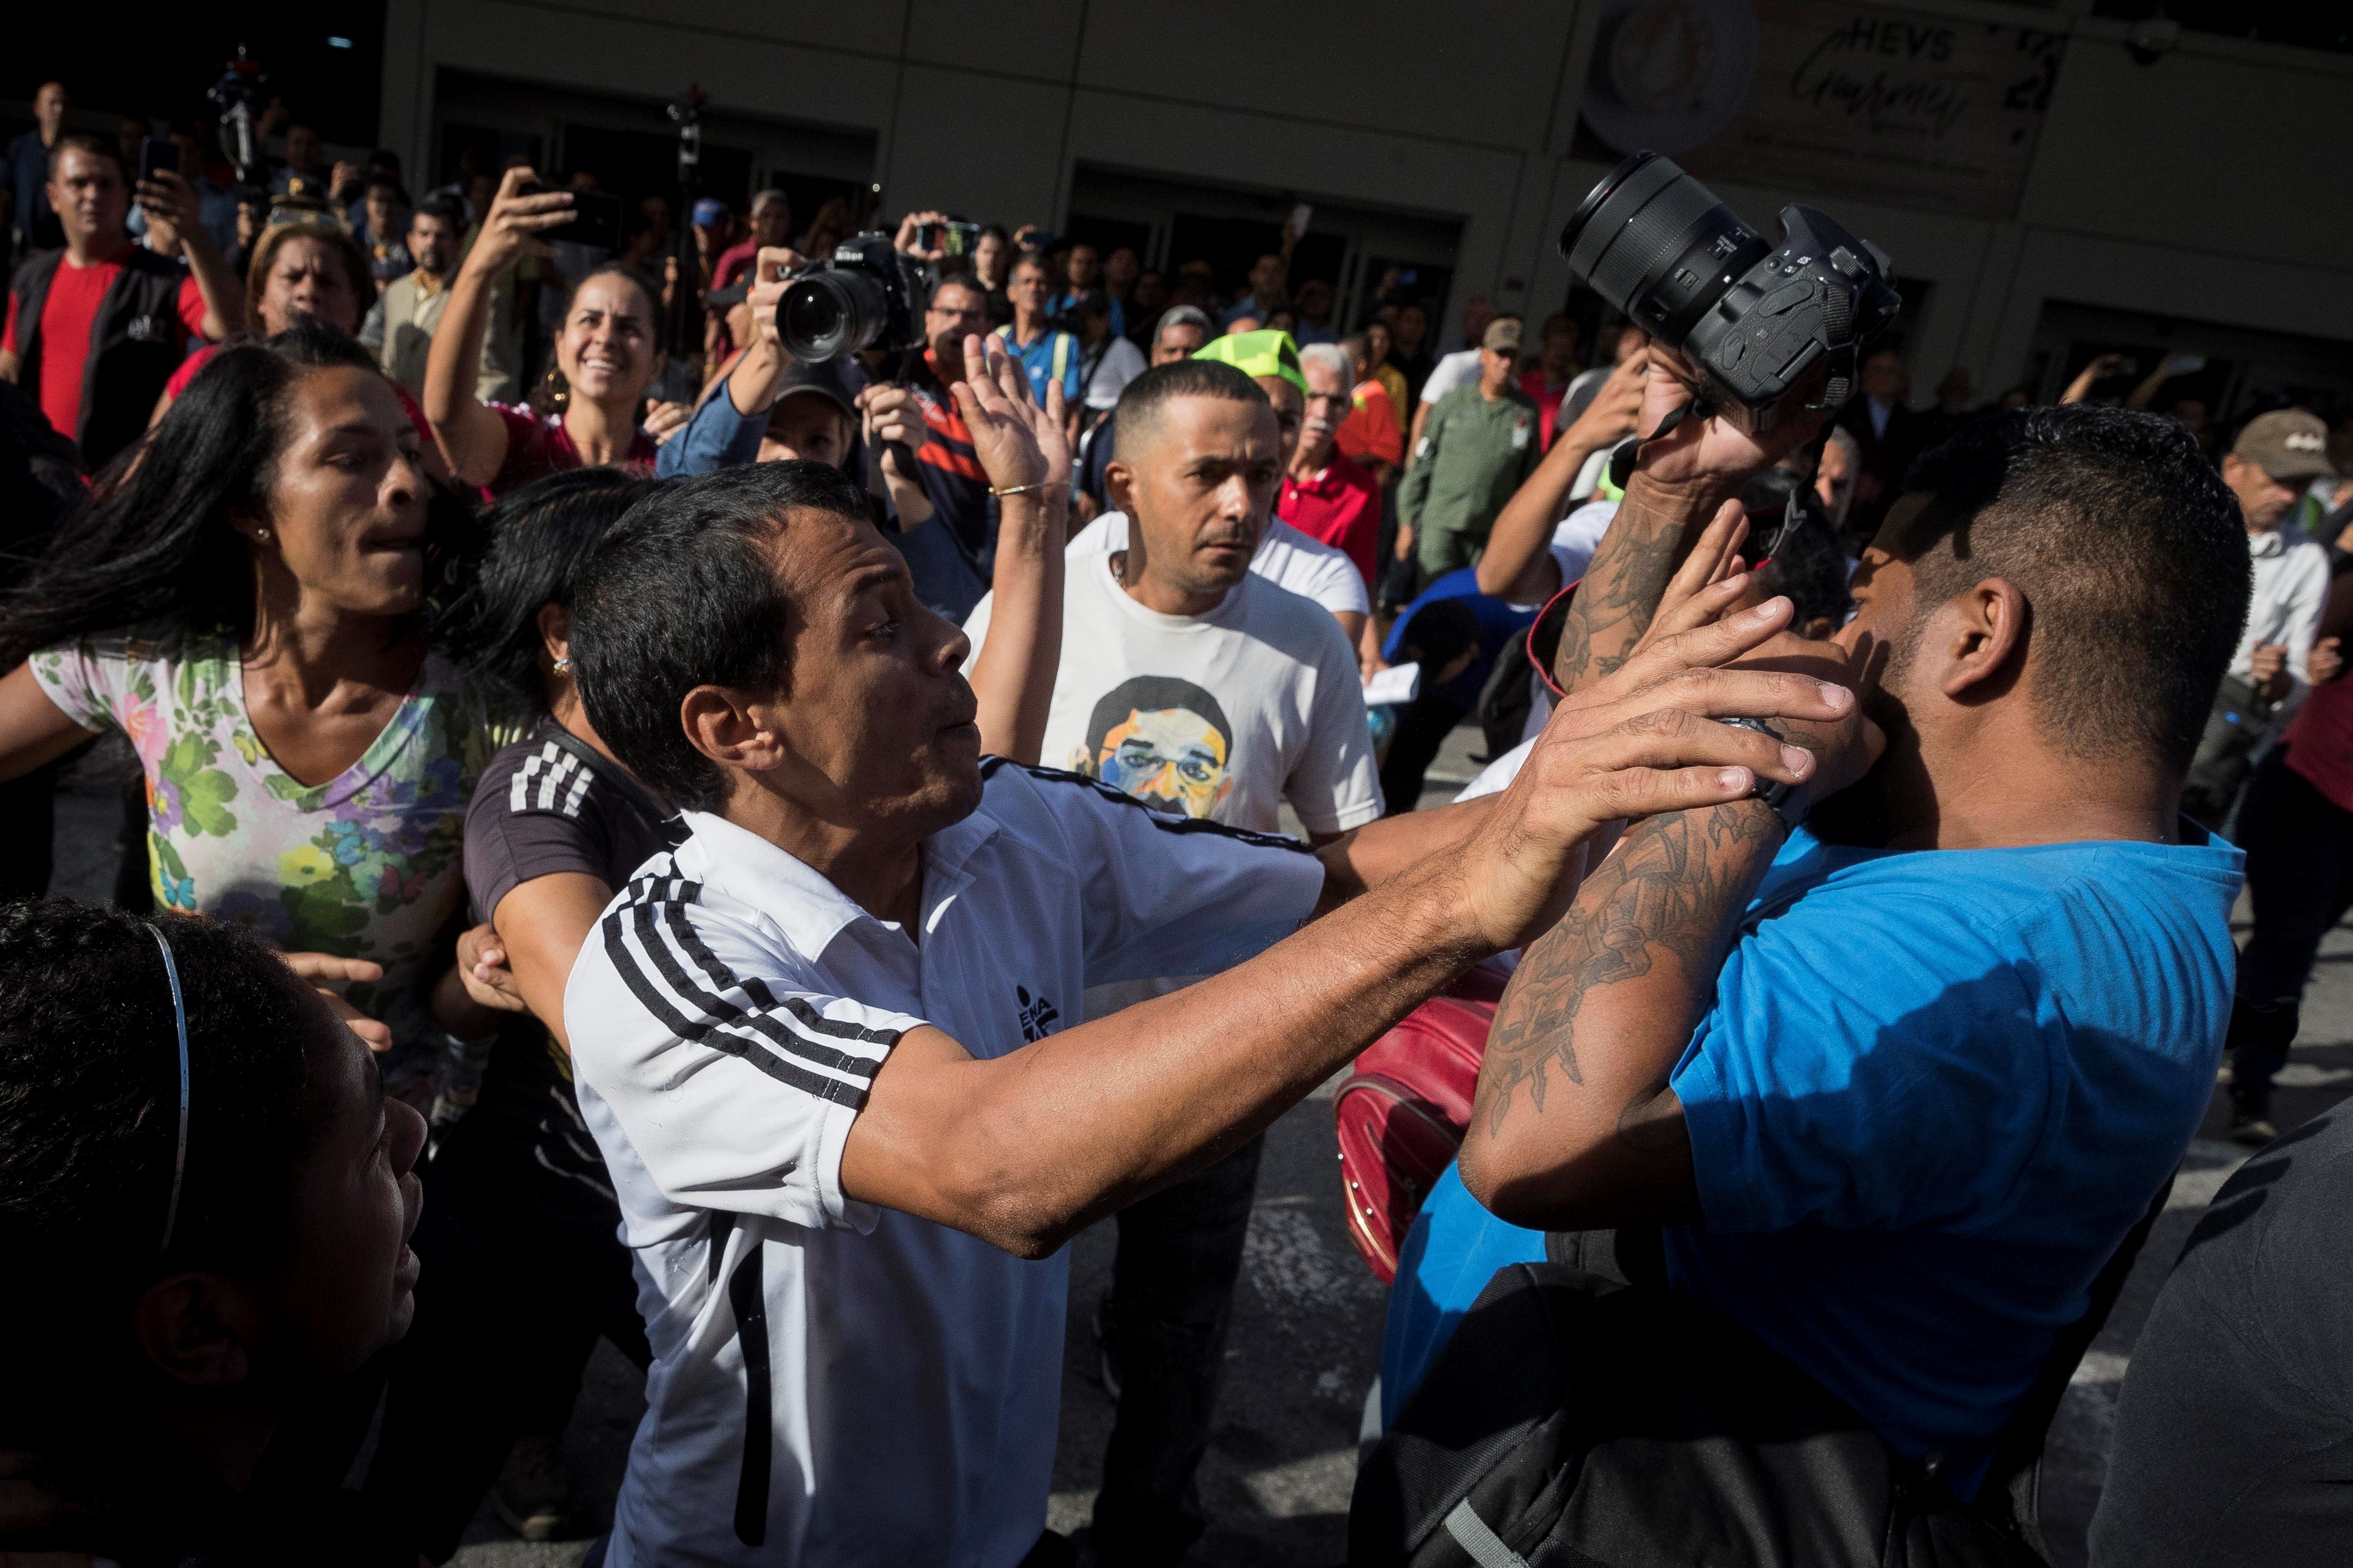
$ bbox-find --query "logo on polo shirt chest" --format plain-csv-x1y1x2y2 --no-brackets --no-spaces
1016,985,1061,1042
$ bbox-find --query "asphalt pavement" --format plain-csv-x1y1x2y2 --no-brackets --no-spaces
44,729,2352,1566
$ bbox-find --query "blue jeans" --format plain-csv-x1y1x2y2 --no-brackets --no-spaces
1379,1161,1545,1429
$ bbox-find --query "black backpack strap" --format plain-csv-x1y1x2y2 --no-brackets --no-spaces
1540,1223,1665,1293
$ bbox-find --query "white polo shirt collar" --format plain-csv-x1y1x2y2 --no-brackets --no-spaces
681,803,1005,959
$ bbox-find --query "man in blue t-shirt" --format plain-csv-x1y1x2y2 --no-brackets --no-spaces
996,252,1082,426
1414,374,2252,1499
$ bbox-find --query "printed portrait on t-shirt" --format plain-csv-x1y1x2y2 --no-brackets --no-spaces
1073,675,1234,819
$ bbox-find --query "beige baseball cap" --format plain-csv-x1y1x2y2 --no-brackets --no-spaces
1481,317,1524,355
2232,409,2337,482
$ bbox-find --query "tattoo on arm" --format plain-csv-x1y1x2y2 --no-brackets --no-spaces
1549,485,1711,694
1478,800,1781,1151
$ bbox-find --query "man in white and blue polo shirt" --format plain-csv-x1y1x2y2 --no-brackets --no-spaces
560,454,1846,1566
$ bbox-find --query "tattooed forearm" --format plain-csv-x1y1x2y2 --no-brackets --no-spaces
1477,798,1782,1147
1550,476,1722,695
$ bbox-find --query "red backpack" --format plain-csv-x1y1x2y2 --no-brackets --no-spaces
1333,965,1509,1282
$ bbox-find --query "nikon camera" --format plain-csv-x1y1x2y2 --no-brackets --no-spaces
776,232,932,363
1559,152,1900,432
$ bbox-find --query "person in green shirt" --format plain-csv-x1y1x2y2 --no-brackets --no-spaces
1397,315,1541,593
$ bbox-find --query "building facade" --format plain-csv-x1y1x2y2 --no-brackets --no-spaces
359,0,2343,411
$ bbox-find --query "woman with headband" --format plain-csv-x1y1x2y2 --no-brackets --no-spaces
0,900,424,1559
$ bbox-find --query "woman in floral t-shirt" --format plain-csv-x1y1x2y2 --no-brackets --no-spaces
0,325,491,1101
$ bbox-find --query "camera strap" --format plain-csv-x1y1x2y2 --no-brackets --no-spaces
1610,395,1699,491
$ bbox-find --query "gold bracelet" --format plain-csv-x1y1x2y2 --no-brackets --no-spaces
989,479,1068,498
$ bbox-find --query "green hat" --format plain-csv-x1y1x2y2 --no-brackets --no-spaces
1194,329,1308,395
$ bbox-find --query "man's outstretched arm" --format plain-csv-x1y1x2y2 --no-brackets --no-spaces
840,609,1858,1258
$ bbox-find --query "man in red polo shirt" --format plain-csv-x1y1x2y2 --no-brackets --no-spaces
712,188,792,293
1282,340,1381,590
2,137,236,465
1518,311,1580,450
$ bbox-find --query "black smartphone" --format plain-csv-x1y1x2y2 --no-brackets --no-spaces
527,184,624,252
138,134,181,183
917,219,984,257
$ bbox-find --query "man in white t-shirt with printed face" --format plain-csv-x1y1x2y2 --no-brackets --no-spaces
1054,327,1372,671
554,364,1852,1561
964,351,1381,1559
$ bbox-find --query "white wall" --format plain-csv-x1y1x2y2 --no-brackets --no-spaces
379,0,2353,387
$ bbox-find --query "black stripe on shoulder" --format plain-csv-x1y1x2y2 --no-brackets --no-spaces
644,901,894,1069
597,904,868,1110
623,900,887,1083
992,761,1317,854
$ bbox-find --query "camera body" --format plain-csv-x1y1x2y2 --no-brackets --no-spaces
778,232,932,363
1560,152,1899,432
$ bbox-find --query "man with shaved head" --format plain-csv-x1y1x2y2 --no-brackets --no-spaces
966,346,1388,1554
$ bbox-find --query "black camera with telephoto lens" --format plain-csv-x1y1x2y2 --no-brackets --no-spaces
777,232,932,363
1559,152,1900,432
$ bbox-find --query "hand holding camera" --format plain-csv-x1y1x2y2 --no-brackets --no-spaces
1559,152,1898,445
744,246,801,351
776,233,930,363
1634,339,1838,499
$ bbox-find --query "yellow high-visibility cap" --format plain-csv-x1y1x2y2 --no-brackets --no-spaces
1193,329,1308,395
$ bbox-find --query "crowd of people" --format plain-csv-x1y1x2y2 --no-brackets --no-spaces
5,72,2353,1568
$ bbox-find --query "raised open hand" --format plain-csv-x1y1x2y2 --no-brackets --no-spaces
1453,595,1862,952
950,332,1069,496
1625,498,1752,664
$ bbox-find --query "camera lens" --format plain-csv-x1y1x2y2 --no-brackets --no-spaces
1558,151,1771,350
779,269,889,362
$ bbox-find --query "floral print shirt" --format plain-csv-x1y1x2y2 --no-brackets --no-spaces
32,631,492,1099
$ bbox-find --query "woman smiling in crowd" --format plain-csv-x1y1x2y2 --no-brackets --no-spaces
425,166,664,494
